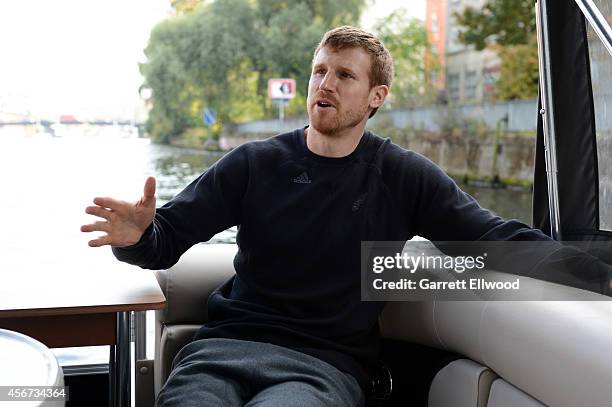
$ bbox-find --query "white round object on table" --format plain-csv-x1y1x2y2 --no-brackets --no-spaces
0,328,64,406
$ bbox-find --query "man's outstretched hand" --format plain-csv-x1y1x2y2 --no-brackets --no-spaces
81,177,157,247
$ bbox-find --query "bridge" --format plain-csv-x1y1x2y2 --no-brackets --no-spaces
0,112,144,127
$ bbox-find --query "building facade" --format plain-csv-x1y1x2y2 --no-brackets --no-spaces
426,0,501,104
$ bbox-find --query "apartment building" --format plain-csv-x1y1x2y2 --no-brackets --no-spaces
426,0,501,103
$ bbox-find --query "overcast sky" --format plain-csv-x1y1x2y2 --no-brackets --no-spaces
0,0,424,121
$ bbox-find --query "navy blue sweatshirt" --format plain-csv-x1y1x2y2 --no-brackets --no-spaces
112,128,608,390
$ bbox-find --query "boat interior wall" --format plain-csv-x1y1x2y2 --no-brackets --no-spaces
140,243,612,407
533,0,601,237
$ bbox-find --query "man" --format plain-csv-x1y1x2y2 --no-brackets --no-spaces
81,26,610,406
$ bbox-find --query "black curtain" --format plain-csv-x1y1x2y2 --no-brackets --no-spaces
532,0,604,241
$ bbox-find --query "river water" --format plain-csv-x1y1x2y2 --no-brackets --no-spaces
0,126,532,367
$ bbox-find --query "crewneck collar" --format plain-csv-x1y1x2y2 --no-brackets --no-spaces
295,126,371,165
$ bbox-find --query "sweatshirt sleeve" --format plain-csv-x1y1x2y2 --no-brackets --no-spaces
409,153,547,242
406,152,612,295
112,145,249,270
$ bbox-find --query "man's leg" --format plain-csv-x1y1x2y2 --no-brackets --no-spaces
245,376,363,407
155,339,249,407
155,338,364,407
244,342,365,407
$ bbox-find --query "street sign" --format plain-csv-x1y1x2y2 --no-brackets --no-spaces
203,108,216,126
268,78,296,100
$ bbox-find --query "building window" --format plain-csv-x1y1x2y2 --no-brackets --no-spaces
447,73,460,101
483,66,500,97
448,27,462,53
464,70,478,100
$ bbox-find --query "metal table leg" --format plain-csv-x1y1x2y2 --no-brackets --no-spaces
114,311,131,407
109,344,116,407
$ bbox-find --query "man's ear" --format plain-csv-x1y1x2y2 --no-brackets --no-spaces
369,85,389,109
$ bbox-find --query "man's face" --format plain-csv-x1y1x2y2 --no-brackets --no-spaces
307,46,381,136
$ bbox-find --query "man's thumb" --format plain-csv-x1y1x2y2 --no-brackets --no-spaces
143,176,156,201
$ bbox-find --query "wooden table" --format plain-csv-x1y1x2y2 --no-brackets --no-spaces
0,265,166,407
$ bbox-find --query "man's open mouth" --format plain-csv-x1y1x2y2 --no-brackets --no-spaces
316,100,335,108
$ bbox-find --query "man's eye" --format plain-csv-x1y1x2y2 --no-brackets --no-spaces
314,69,326,75
340,72,353,79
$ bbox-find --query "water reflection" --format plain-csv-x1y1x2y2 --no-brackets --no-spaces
147,145,224,203
462,184,532,225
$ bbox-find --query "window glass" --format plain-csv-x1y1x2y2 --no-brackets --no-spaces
464,70,477,100
447,73,461,100
585,0,612,229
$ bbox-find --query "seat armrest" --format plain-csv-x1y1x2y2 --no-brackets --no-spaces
155,324,203,395
153,244,237,396
154,243,237,325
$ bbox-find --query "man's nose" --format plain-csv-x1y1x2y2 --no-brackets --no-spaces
319,71,337,92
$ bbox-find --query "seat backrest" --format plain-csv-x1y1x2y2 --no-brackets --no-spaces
381,295,612,407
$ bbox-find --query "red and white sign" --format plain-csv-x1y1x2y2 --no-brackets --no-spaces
268,78,296,100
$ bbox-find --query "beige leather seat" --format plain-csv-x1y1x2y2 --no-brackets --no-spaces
428,359,497,407
152,244,236,395
134,243,612,407
486,379,544,407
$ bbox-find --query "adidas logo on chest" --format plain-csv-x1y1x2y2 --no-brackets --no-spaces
293,171,312,184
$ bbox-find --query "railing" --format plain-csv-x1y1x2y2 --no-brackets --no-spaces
575,0,612,57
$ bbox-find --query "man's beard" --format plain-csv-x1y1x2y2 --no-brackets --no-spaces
309,103,369,136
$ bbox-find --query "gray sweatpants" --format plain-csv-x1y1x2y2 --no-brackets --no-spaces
155,338,365,407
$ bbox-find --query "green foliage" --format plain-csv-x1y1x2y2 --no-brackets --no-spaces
453,0,538,101
453,0,535,51
494,35,539,100
257,0,364,27
170,0,205,14
374,11,433,108
140,0,379,144
259,3,327,117
140,17,199,142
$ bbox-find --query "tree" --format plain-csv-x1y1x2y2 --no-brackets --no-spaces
454,0,538,100
454,0,535,50
257,0,364,27
374,11,433,108
140,0,368,143
140,18,197,142
170,0,205,15
493,35,539,100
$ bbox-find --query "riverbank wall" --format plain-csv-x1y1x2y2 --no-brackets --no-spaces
220,100,539,187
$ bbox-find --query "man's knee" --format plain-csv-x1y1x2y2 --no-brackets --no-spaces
245,379,364,407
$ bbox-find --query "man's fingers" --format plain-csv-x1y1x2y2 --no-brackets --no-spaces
88,235,111,247
143,176,156,201
85,206,112,220
80,221,110,233
93,197,125,211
